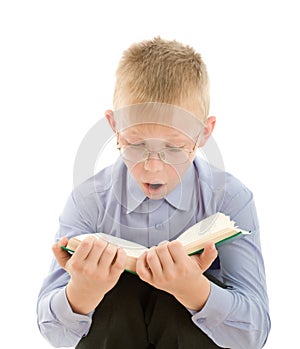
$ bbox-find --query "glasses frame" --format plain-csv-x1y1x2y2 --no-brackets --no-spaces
116,132,201,165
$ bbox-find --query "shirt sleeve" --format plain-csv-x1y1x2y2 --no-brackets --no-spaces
190,186,271,349
37,271,93,347
37,190,96,347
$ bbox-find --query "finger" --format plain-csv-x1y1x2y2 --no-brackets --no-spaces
136,252,152,281
166,240,187,264
99,243,119,269
110,248,127,275
73,235,98,262
84,238,108,266
52,237,71,269
146,247,163,276
155,243,175,270
158,240,168,246
195,243,218,272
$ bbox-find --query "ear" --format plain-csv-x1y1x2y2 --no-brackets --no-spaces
198,116,216,147
105,109,117,132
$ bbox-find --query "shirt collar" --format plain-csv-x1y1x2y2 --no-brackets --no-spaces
125,163,196,214
125,171,147,213
164,164,195,210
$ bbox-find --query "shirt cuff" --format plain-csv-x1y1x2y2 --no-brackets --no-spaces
51,287,93,336
191,282,234,333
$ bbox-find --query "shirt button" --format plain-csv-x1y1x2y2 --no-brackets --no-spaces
197,318,206,324
155,223,163,230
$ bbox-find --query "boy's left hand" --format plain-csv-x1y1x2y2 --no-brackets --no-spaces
136,241,218,311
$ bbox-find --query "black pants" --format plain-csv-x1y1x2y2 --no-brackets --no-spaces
76,272,225,349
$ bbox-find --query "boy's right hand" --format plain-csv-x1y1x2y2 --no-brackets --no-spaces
52,236,127,315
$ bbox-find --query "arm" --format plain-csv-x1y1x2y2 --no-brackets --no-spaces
191,191,270,349
192,233,270,349
193,187,270,349
37,191,126,347
136,189,270,349
37,259,92,348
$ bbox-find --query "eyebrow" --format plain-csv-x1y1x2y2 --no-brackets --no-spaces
121,129,191,143
123,136,190,147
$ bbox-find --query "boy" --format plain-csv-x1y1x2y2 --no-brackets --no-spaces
37,37,270,348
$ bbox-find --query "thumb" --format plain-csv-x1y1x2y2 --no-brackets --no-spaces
52,237,71,269
192,242,218,272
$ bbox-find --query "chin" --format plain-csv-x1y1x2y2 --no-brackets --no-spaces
145,192,166,200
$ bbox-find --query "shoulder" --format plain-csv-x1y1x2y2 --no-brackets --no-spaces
193,156,253,212
73,158,126,205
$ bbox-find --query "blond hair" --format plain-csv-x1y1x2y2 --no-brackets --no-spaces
113,37,210,120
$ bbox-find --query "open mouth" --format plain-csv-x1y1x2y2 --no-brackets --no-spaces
149,183,163,190
144,182,165,195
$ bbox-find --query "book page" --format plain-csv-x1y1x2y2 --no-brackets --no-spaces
95,233,149,258
176,212,236,245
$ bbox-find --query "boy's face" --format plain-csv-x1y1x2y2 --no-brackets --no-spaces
117,124,197,200
105,105,215,200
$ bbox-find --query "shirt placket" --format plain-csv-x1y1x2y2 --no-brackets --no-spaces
147,199,170,247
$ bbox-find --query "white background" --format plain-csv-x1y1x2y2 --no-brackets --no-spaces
1,1,299,348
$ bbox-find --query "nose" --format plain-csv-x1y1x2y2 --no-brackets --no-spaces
143,156,164,172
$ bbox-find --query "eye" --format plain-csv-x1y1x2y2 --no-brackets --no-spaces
166,143,185,149
168,147,183,152
166,142,185,148
130,142,145,147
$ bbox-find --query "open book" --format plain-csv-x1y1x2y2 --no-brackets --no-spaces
62,212,250,273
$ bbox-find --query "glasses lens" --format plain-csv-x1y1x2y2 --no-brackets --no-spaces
120,146,190,164
121,146,147,162
161,148,189,164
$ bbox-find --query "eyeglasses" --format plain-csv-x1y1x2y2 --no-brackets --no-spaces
117,144,196,165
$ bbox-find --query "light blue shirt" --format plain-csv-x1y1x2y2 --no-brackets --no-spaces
37,156,270,348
